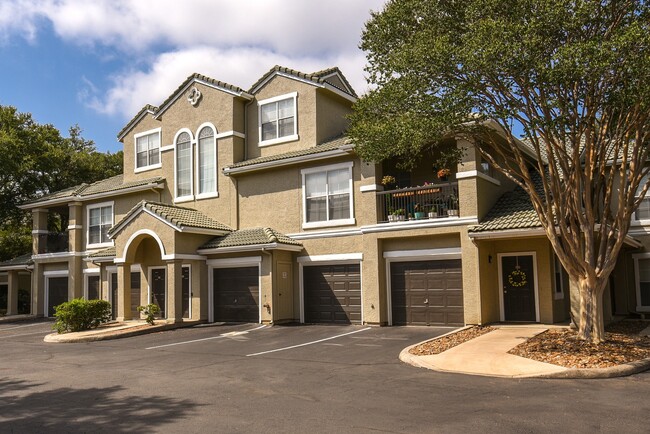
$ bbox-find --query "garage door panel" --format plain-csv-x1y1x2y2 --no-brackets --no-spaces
213,267,259,323
304,264,361,324
391,259,464,326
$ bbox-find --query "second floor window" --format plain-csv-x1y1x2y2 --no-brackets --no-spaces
88,203,113,247
197,126,216,195
302,162,354,228
135,129,161,170
176,132,192,199
258,92,297,145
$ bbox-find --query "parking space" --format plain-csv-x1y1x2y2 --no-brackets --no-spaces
1,320,649,433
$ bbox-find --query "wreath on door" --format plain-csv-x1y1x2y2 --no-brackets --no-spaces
507,267,527,287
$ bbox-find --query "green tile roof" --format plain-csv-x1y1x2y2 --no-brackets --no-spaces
469,172,549,233
200,227,302,250
24,175,165,206
225,135,353,170
0,253,33,267
87,247,116,258
109,200,231,237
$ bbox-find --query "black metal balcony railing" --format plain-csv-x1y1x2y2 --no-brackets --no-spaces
377,182,460,223
37,232,69,254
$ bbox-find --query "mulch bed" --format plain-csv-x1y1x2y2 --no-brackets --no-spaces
508,320,650,368
409,326,494,356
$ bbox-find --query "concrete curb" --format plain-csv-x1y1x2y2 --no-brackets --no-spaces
399,327,650,379
537,357,650,379
44,320,203,343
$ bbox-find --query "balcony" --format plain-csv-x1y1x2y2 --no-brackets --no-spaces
376,182,459,223
37,232,69,254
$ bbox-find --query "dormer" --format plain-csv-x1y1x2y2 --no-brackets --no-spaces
245,66,357,160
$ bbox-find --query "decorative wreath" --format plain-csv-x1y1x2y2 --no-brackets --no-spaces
508,269,527,287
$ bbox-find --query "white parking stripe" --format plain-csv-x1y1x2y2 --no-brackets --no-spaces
246,327,372,357
0,323,49,332
0,331,51,339
146,325,266,350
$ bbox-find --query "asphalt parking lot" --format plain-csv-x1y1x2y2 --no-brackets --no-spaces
1,320,649,433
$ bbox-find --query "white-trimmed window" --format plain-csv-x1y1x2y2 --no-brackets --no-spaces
302,162,355,229
634,174,650,221
634,254,650,311
175,131,193,200
87,202,113,248
258,92,298,146
197,125,217,197
135,128,161,171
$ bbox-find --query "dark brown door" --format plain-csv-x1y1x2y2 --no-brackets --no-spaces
87,275,100,300
151,268,166,318
213,267,259,322
303,264,361,324
182,266,190,319
390,260,464,326
0,284,7,313
502,255,536,321
47,277,68,317
111,273,118,320
130,271,141,319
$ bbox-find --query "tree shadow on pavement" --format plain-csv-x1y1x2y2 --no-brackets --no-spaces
0,377,202,433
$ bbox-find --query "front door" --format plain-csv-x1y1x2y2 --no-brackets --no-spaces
501,255,536,321
110,273,118,320
151,268,166,318
181,266,190,319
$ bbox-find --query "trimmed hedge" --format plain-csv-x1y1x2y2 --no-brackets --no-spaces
53,298,112,334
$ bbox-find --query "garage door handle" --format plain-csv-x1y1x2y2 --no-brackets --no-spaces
424,299,429,304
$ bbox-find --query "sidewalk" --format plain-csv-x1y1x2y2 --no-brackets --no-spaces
400,326,650,379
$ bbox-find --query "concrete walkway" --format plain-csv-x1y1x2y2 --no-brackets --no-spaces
44,320,201,343
401,326,568,378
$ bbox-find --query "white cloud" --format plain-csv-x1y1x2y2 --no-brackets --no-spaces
1,0,383,118
85,46,371,118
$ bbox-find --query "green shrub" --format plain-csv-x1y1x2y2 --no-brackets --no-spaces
137,304,160,325
53,298,112,334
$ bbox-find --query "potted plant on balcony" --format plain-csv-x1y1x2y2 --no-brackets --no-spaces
414,203,426,220
381,175,396,190
447,193,459,216
437,168,451,182
427,204,439,218
388,208,405,222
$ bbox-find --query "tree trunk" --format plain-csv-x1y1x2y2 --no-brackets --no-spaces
577,277,605,343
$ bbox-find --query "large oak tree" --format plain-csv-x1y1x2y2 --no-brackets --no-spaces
0,106,123,260
349,0,650,342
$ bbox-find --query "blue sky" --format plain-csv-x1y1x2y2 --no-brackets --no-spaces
0,1,385,153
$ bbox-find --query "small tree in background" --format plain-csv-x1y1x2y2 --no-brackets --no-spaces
350,0,650,343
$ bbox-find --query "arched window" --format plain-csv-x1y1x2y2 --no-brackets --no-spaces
197,126,216,195
175,131,192,199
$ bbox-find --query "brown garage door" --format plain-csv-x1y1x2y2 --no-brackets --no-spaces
303,264,361,324
390,260,463,326
213,267,259,323
47,276,68,317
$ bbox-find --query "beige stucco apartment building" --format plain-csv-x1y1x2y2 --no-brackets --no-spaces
1,65,649,327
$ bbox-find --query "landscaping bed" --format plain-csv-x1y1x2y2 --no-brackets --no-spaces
409,326,494,355
508,320,650,368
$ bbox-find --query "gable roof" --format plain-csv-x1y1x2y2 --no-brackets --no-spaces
153,73,254,120
117,104,158,141
108,200,231,238
20,175,165,209
0,253,33,270
223,135,354,175
249,65,357,100
198,227,302,253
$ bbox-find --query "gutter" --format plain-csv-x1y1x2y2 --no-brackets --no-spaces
197,242,303,255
